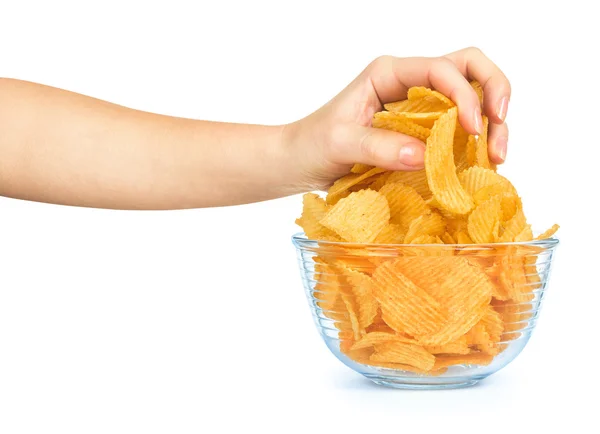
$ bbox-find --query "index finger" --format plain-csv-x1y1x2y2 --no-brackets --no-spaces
444,47,512,124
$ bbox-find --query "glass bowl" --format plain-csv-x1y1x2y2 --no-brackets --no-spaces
292,233,559,390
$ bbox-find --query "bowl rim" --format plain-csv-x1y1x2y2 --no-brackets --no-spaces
291,232,559,250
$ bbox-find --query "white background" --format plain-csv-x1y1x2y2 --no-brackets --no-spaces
0,1,596,433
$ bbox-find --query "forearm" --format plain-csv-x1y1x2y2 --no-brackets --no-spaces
0,79,301,209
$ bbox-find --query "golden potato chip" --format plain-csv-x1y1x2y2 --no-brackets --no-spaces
372,112,430,142
350,163,374,174
407,86,455,107
498,208,527,243
441,232,456,244
425,107,475,215
326,168,385,205
313,261,342,313
371,341,436,371
368,171,392,191
458,166,517,197
384,170,432,200
425,335,470,355
409,235,444,245
351,331,417,350
480,306,504,342
378,182,429,228
336,264,379,329
456,231,474,244
536,224,560,240
470,80,484,106
374,223,405,244
371,260,447,338
341,294,362,341
514,225,533,242
468,195,502,243
295,194,340,241
404,211,446,244
433,352,494,369
474,116,491,169
454,123,470,172
321,189,390,243
384,94,450,114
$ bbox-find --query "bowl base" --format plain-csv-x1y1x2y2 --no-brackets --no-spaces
365,374,482,390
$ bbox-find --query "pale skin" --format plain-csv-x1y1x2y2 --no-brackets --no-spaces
0,47,510,210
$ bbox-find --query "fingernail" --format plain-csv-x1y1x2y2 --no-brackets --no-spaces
497,97,509,121
398,143,425,166
496,136,508,162
474,107,483,134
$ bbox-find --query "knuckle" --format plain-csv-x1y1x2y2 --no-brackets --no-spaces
359,131,378,161
465,46,484,57
369,55,393,72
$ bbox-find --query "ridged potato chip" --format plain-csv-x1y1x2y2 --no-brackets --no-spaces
295,194,340,241
433,352,494,369
326,168,385,205
385,170,432,200
407,86,455,107
425,107,474,215
321,189,390,243
351,331,416,350
371,341,436,371
372,112,430,142
350,163,374,174
468,195,503,243
404,211,446,244
378,182,429,228
536,224,560,240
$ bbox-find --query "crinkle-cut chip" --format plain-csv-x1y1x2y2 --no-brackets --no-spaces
425,107,474,215
408,86,455,107
514,224,533,242
498,208,527,242
496,254,531,302
370,341,435,371
366,322,395,334
454,123,470,172
536,224,560,240
385,94,450,113
368,171,392,191
466,134,477,168
404,211,446,244
425,335,470,355
390,257,456,298
351,331,417,350
372,112,431,142
409,235,444,245
456,231,474,244
321,189,390,243
474,186,522,222
447,217,467,237
433,352,494,369
334,253,376,275
441,232,456,244
313,261,342,313
474,116,491,169
378,182,429,228
385,170,432,200
371,261,447,338
295,193,340,241
470,80,484,106
326,168,385,205
336,264,379,329
374,223,405,244
341,294,362,341
340,346,373,363
388,111,445,123
366,360,447,375
350,163,374,174
468,195,502,243
417,258,494,346
480,306,504,342
458,166,517,197
465,323,498,355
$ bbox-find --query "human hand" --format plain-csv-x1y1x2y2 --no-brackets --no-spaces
284,47,511,191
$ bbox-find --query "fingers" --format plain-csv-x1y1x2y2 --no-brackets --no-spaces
488,122,508,164
331,125,425,171
366,56,485,135
444,47,511,124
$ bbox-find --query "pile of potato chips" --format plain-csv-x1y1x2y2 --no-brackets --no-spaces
295,83,559,374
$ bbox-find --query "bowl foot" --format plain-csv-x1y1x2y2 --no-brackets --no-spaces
365,374,482,390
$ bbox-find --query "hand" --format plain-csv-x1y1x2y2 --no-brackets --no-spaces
284,47,511,191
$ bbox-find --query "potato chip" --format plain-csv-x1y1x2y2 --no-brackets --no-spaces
473,116,491,169
350,163,374,174
384,170,432,200
404,211,446,244
371,341,436,371
441,232,456,244
372,112,430,142
458,166,517,197
351,331,417,350
470,80,484,106
371,261,447,338
368,171,392,191
454,123,470,172
425,335,470,355
536,224,560,240
313,261,342,313
336,264,379,329
407,86,455,107
468,195,502,243
378,182,429,228
425,107,474,215
321,189,390,243
374,223,405,244
295,194,340,241
498,207,527,243
326,168,385,205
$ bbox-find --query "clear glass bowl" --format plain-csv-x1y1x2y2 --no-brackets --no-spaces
292,233,559,390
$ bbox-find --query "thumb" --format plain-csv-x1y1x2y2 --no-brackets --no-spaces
334,125,425,171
